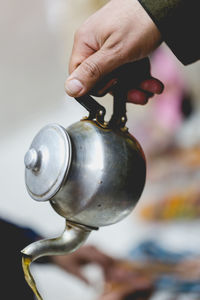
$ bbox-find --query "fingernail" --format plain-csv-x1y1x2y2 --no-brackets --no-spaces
65,78,84,96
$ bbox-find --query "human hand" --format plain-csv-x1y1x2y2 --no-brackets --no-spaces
98,261,154,300
51,245,114,284
99,275,153,300
65,0,162,104
90,58,164,105
175,258,200,280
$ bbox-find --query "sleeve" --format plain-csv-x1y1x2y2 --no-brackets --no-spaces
138,0,200,65
0,218,50,264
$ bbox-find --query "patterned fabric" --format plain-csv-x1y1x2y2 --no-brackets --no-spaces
129,240,200,295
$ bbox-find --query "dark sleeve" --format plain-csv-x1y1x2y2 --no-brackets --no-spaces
138,0,200,65
0,218,50,264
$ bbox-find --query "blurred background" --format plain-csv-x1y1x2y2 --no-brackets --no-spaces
1,0,200,299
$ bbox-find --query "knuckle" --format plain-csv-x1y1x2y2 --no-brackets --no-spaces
104,41,126,64
112,41,124,56
82,60,101,79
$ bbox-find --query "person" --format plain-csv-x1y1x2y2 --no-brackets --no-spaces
65,0,199,104
0,217,115,299
64,0,199,298
2,217,154,299
98,260,154,300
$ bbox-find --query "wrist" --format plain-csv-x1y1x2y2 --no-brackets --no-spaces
135,0,162,56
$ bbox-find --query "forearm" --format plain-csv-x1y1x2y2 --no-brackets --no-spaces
138,0,200,65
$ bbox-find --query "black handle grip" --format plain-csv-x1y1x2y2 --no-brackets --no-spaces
90,58,150,97
75,95,106,122
75,58,150,128
91,58,151,128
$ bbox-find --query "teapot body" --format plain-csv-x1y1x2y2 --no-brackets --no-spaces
50,119,146,227
25,68,148,228
23,62,149,268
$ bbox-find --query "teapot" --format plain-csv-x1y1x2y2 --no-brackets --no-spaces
21,61,146,261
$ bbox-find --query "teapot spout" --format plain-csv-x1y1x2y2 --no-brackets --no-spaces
21,221,91,262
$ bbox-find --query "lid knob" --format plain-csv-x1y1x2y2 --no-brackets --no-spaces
24,148,40,171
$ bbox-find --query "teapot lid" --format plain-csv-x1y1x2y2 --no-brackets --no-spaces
24,124,72,201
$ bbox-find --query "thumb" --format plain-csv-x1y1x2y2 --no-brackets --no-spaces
65,50,121,97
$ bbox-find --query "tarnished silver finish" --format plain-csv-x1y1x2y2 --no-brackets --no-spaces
25,124,72,201
21,221,91,261
24,98,146,228
23,64,147,266
50,119,146,227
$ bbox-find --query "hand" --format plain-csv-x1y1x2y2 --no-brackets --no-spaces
99,276,154,300
90,58,164,105
99,261,154,300
65,0,162,104
175,258,200,280
51,245,114,284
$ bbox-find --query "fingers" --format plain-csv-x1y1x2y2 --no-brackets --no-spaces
50,255,90,284
127,77,164,105
65,47,123,98
99,276,154,300
140,77,164,94
127,89,151,105
98,291,122,300
105,263,136,283
66,27,164,105
52,245,115,285
81,246,115,267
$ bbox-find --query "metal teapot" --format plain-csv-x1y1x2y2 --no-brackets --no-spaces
22,62,146,261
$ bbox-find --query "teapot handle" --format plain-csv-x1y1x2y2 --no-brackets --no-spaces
75,58,150,129
75,94,106,125
76,91,127,129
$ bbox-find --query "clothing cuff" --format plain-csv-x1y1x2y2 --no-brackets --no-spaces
138,0,181,26
137,0,200,65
